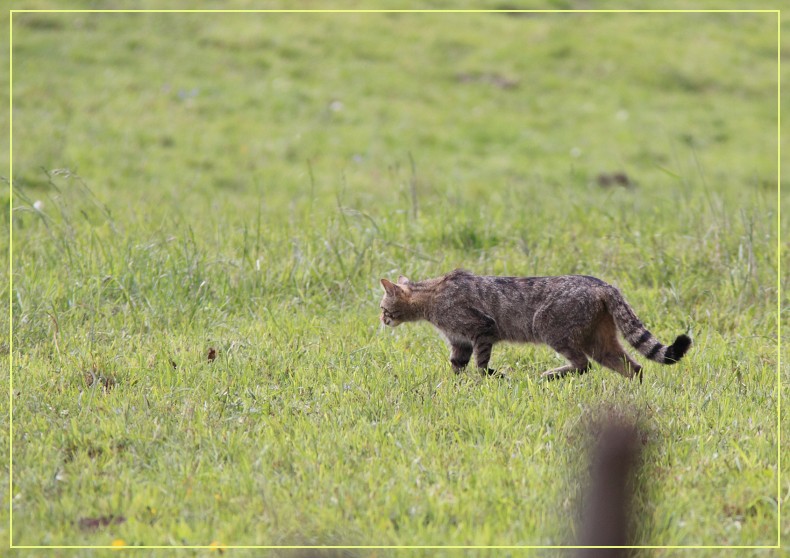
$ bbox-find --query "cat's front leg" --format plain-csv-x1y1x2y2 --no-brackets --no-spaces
473,339,497,376
450,342,473,374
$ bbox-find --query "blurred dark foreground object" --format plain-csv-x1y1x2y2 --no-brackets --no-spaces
596,172,635,188
577,421,642,558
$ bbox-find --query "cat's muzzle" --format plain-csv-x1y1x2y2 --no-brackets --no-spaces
380,313,401,327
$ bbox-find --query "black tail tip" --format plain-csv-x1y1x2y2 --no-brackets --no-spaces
664,334,692,364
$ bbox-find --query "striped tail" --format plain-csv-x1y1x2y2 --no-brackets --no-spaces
603,286,691,365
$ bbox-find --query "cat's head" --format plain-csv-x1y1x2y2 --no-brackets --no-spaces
379,275,411,327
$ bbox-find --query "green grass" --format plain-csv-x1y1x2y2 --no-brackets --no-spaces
4,4,787,556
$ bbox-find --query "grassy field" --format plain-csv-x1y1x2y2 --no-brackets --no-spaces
4,3,787,556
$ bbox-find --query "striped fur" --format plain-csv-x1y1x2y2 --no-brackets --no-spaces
379,269,691,380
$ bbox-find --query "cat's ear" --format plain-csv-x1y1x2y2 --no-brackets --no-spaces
397,275,410,285
380,278,398,296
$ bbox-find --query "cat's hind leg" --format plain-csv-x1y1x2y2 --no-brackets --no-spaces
590,316,643,382
593,351,643,383
541,345,591,380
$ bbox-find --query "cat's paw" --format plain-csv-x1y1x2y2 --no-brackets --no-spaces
540,369,568,382
540,366,588,382
483,368,507,379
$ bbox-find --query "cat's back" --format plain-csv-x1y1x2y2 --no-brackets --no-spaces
436,271,613,317
440,269,609,294
435,269,545,308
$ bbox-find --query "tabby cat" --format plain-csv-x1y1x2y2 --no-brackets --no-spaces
379,269,691,380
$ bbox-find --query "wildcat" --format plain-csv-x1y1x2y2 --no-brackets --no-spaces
379,269,691,380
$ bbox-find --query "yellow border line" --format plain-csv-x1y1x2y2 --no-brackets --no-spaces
776,8,783,552
7,9,783,13
6,544,779,550
7,6,12,551
7,8,782,551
